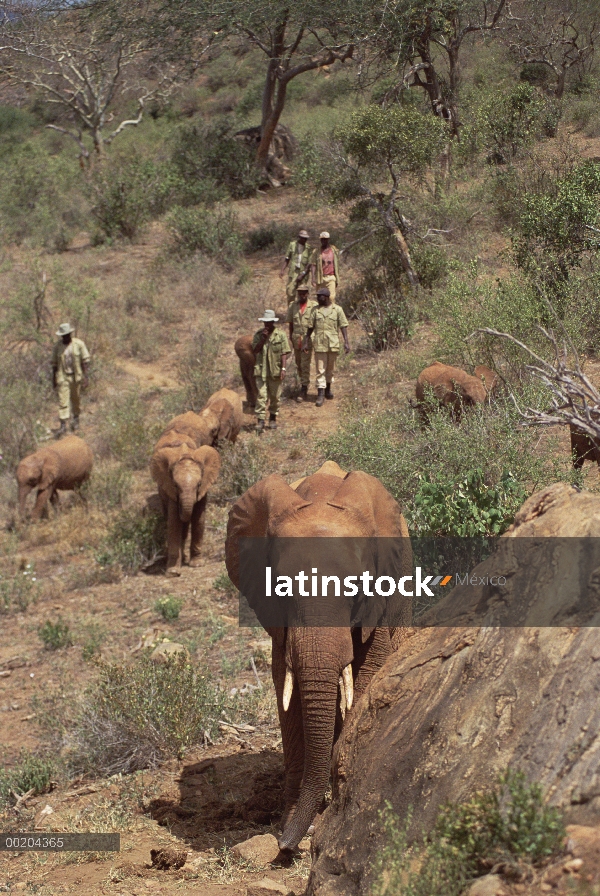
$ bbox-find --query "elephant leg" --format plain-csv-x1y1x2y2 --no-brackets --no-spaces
351,627,393,704
272,636,304,831
189,495,207,567
166,498,183,575
32,488,51,521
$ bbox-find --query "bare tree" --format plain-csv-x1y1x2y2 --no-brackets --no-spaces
0,2,176,163
475,325,600,446
505,0,599,99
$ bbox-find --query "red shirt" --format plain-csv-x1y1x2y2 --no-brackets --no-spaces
321,247,335,278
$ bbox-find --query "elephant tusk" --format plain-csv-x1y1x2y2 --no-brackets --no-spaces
283,667,294,712
339,676,346,720
342,664,354,710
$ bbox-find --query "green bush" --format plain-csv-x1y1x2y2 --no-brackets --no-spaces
166,204,243,264
67,653,224,774
321,400,572,535
176,328,222,411
213,571,237,596
348,277,414,351
90,152,170,241
411,242,448,290
372,770,564,896
82,462,132,510
154,595,183,620
169,120,260,201
99,389,155,471
0,752,57,809
0,563,39,614
0,350,53,473
479,84,548,162
38,617,72,650
96,507,166,574
214,439,267,502
245,221,290,254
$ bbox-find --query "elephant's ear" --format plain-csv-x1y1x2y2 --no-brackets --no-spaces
194,446,221,499
330,471,412,632
39,451,60,491
150,447,179,500
226,474,311,589
474,365,500,396
199,408,220,445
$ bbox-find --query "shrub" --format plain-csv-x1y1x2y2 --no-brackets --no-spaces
245,221,290,254
169,120,260,201
66,653,224,774
0,349,53,473
99,389,155,471
82,462,132,510
320,400,572,536
348,278,414,351
89,152,170,241
154,595,183,620
81,622,106,662
0,563,39,614
166,204,243,264
177,328,222,411
411,242,448,290
213,571,237,596
479,84,548,162
372,770,564,896
214,439,267,502
96,507,166,574
38,617,72,650
0,752,57,809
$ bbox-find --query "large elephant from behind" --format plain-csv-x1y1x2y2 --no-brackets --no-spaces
225,460,411,851
203,388,244,444
415,361,497,421
150,438,220,575
17,435,93,520
570,424,600,469
234,335,258,409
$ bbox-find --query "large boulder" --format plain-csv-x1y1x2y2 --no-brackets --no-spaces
308,483,600,896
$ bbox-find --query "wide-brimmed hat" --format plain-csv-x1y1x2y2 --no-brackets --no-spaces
259,309,279,322
298,229,309,239
319,231,330,239
296,283,309,292
56,322,75,337
316,287,331,297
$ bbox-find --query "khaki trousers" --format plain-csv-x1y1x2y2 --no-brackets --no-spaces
316,274,337,304
57,377,81,421
293,344,312,387
255,375,282,420
314,351,337,390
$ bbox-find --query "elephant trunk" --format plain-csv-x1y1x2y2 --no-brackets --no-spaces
18,484,32,519
178,491,196,524
278,666,339,851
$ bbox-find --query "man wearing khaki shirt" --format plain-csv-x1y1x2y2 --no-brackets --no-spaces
285,283,317,402
51,323,91,437
304,287,350,407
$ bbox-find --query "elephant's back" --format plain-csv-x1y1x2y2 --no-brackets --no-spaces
159,411,215,448
53,436,93,486
235,335,254,366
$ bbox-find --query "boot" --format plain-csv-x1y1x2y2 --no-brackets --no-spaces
325,383,334,400
296,385,308,403
316,388,325,407
71,416,79,432
268,413,277,430
55,420,67,439
256,419,265,435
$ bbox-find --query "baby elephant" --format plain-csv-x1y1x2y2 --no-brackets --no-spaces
150,435,221,575
235,335,258,409
203,388,244,444
415,362,498,421
17,435,93,520
570,424,600,469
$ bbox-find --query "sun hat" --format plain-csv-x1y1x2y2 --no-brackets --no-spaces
316,287,331,297
298,229,310,239
296,283,309,291
56,323,75,337
259,309,279,322
319,231,330,239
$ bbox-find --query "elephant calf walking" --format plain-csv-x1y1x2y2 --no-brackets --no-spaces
415,361,498,421
235,335,258,409
16,435,93,520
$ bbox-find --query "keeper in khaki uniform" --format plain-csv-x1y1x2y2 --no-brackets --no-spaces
280,229,311,304
252,310,291,434
304,287,350,407
310,231,340,304
51,323,90,437
285,283,317,403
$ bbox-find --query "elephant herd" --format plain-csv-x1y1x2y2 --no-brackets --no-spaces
14,356,600,853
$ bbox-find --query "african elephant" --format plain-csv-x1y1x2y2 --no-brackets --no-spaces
570,424,600,469
415,361,498,421
235,335,258,408
16,435,93,521
150,437,220,575
156,410,219,452
203,388,244,444
225,460,412,851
